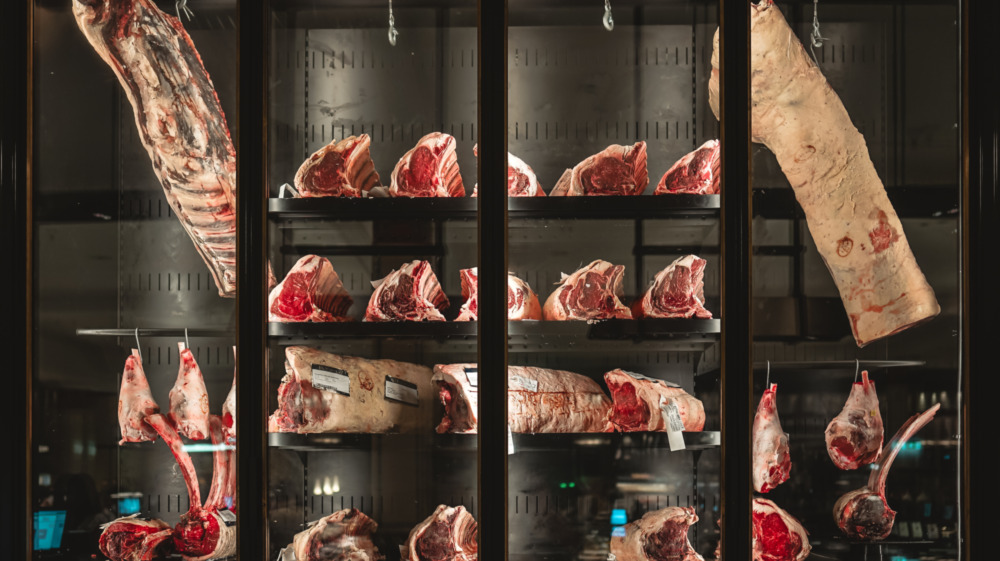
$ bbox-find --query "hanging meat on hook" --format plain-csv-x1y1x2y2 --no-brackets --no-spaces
389,132,465,197
118,349,160,444
169,343,211,441
753,384,791,493
825,371,884,470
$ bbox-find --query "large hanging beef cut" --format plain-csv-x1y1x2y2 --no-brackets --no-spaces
825,371,884,470
169,343,211,441
753,384,791,493
118,349,160,444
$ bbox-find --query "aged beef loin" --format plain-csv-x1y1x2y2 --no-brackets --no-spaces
288,509,383,561
169,343,211,441
99,516,174,561
74,0,237,297
118,349,160,444
455,268,542,321
550,142,649,196
753,384,791,493
269,347,435,433
834,403,940,541
604,369,705,432
632,255,712,319
365,260,449,322
471,146,545,197
295,134,381,197
390,132,465,197
402,505,477,561
708,0,939,346
543,260,632,321
609,507,704,561
753,499,811,561
655,140,721,195
269,255,354,322
825,371,884,470
433,364,612,434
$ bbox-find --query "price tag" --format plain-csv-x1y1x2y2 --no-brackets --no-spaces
385,376,419,406
625,371,680,388
511,375,539,392
218,508,237,527
659,397,686,451
508,425,515,455
464,367,478,387
311,365,350,396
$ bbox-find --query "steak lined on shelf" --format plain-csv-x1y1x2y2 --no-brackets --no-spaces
550,142,649,196
604,369,706,432
269,255,354,323
295,134,381,197
632,255,712,319
390,132,465,198
288,509,383,561
365,260,450,322
542,260,632,321
471,146,546,197
455,268,542,321
609,507,704,561
825,371,884,470
655,140,721,195
402,505,478,561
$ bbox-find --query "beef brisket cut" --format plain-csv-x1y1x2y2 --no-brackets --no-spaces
289,509,383,561
753,384,791,493
455,268,542,321
549,142,648,196
269,347,435,434
753,498,811,561
390,132,465,197
632,255,712,319
365,260,449,322
433,364,612,434
402,505,478,561
654,140,721,195
169,343,211,441
825,371,883,470
542,260,632,321
295,134,381,197
604,369,705,432
269,255,354,322
118,349,160,444
609,507,704,561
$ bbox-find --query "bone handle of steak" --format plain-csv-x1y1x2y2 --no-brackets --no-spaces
868,403,940,496
145,414,202,509
204,415,228,510
73,0,237,297
708,1,939,346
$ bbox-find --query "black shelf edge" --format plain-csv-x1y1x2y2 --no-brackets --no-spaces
507,195,720,219
77,328,234,337
267,321,477,340
268,432,477,451
751,360,926,370
508,319,721,340
268,431,720,451
269,197,477,219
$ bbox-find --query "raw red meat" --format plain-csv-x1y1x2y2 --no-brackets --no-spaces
268,347,435,434
632,255,712,319
753,384,791,493
609,507,704,561
470,146,545,197
825,371,884,470
604,369,705,432
365,260,449,322
433,364,612,434
549,142,648,196
74,0,237,297
654,140,721,195
118,349,160,444
268,261,278,294
454,268,542,321
169,343,211,441
542,260,632,321
752,498,811,561
295,134,381,197
221,350,236,443
390,132,465,197
288,509,383,561
402,505,478,561
269,255,354,322
708,0,939,347
98,516,174,561
834,403,940,541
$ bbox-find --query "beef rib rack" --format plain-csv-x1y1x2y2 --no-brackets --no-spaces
604,369,706,432
655,140,721,195
550,142,649,196
402,505,478,561
542,260,632,321
169,343,211,441
471,147,546,197
825,371,884,470
287,508,383,561
609,507,704,561
390,132,465,197
365,260,450,322
752,498,811,561
118,349,160,444
753,384,791,493
269,255,354,322
454,268,542,321
631,255,712,319
294,134,381,197
834,403,940,541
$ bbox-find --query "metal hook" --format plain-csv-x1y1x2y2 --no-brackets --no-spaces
184,328,190,351
808,0,829,65
855,359,860,383
387,0,399,46
134,328,142,362
175,0,194,22
602,0,614,31
766,360,771,387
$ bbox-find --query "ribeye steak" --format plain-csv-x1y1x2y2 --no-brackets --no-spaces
609,506,704,561
390,132,465,197
655,140,721,195
118,349,160,444
365,260,449,322
550,142,649,196
543,260,632,321
632,255,712,319
295,134,380,197
269,255,353,322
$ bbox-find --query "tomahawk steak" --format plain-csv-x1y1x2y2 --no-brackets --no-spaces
169,343,211,441
632,255,712,319
752,498,811,561
655,140,721,195
118,349,160,444
604,369,705,432
753,384,791,493
390,132,465,197
550,142,649,196
365,260,449,322
269,255,354,322
825,371,883,470
295,134,381,197
609,507,704,561
542,260,632,321
402,505,478,561
288,509,383,561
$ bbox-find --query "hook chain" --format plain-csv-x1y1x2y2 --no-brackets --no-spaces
388,0,399,46
809,0,828,64
603,0,614,31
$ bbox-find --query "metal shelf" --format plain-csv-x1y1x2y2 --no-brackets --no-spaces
268,321,477,340
752,360,925,371
268,431,720,451
268,197,476,220
77,328,234,337
508,318,721,341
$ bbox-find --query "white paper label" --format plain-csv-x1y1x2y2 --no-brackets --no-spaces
660,398,686,451
464,367,479,387
626,371,680,388
218,508,237,527
385,376,419,406
511,375,539,392
311,365,350,396
508,425,515,455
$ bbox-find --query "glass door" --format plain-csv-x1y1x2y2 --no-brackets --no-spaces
264,1,481,558
504,2,723,559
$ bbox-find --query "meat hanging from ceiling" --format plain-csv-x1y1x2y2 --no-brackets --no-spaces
825,371,884,470
631,255,712,319
390,132,465,197
73,0,237,297
753,384,791,494
604,369,706,432
365,260,450,322
655,140,721,195
708,0,939,346
550,142,649,196
169,343,211,442
295,134,381,197
609,506,704,561
118,349,160,445
269,255,354,323
401,505,478,561
542,260,632,321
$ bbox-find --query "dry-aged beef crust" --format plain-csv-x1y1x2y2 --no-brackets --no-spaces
74,0,237,297
543,260,632,321
402,505,477,561
604,369,705,432
290,509,383,561
609,507,704,561
269,255,354,323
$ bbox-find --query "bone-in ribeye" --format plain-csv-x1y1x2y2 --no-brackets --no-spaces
655,140,721,195
753,384,791,493
825,371,884,470
543,260,632,321
402,505,478,561
118,349,160,445
550,142,649,196
471,147,546,197
269,346,435,434
752,498,811,561
632,255,712,319
604,369,705,432
390,132,465,197
295,134,381,197
708,0,939,346
454,268,542,321
169,343,211,441
98,516,174,561
269,255,354,322
74,0,237,297
609,506,704,561
289,509,383,561
365,260,450,322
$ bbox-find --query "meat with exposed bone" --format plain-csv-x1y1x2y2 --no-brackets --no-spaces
402,505,478,561
221,348,236,443
632,255,712,319
295,134,381,197
753,384,791,493
289,509,383,561
454,268,542,321
470,146,545,197
825,371,884,470
269,255,354,322
834,403,940,541
365,260,449,322
655,140,721,195
550,142,649,196
98,516,174,561
169,343,211,441
604,369,705,432
390,132,465,197
118,349,160,444
610,506,704,561
752,498,811,561
74,0,237,297
542,260,632,321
